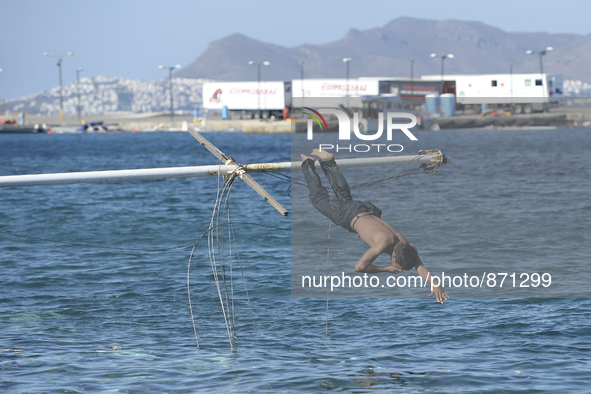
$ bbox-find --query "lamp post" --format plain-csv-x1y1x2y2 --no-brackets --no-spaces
526,47,553,107
430,53,454,83
299,60,305,99
526,47,553,76
509,59,513,108
43,51,74,122
76,67,83,124
248,60,270,119
410,59,414,98
0,68,3,115
343,57,352,96
158,64,181,125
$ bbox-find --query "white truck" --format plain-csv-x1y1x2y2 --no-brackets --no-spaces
202,81,292,118
421,73,564,114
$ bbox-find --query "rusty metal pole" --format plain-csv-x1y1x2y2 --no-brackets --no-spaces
187,128,288,216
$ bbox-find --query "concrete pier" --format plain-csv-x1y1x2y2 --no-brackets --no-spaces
201,119,295,134
5,107,591,133
431,113,569,129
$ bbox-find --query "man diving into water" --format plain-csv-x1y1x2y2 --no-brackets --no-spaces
301,148,449,303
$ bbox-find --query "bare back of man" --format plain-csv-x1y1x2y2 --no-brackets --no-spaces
353,215,406,273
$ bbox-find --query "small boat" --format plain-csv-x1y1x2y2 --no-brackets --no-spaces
78,121,111,133
0,122,48,134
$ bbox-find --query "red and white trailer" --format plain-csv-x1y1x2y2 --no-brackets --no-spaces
202,81,292,118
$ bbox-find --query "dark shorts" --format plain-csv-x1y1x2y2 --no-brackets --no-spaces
349,206,382,234
302,158,382,233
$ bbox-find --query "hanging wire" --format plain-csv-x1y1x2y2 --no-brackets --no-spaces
187,164,262,351
325,220,331,344
227,197,258,342
207,169,238,350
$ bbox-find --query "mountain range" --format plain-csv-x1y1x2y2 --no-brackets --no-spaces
4,17,591,115
177,17,591,83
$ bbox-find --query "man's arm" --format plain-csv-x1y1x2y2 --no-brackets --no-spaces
415,261,450,304
354,245,399,274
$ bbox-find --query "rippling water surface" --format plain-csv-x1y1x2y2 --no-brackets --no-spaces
1,129,590,392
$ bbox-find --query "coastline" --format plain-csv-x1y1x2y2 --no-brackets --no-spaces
4,107,591,134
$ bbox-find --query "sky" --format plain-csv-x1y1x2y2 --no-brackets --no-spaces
0,0,590,100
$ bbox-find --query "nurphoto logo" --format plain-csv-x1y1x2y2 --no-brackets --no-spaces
304,107,419,153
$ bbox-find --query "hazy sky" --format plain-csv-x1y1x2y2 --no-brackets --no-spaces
0,0,589,100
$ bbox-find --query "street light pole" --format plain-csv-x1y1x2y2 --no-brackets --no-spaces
76,67,83,124
0,68,3,115
248,61,270,119
509,59,513,107
410,59,414,98
526,47,553,108
343,58,352,96
43,52,74,123
526,47,553,76
430,53,454,83
299,60,305,98
158,64,181,125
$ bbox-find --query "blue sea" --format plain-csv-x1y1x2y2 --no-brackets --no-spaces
1,128,591,392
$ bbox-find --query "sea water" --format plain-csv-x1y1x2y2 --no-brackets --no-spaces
1,129,590,392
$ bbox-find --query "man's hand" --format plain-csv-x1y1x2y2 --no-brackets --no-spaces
301,154,314,162
311,148,334,161
429,286,450,304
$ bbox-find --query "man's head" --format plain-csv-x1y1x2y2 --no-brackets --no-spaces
394,243,419,271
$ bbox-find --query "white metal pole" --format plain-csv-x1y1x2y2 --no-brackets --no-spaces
0,153,445,188
0,165,228,187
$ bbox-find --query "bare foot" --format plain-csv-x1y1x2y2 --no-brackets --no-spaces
301,154,314,162
311,148,334,161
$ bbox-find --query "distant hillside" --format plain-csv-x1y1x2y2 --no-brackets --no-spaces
177,17,591,83
4,76,206,115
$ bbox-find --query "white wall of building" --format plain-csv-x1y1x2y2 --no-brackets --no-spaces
292,78,380,98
